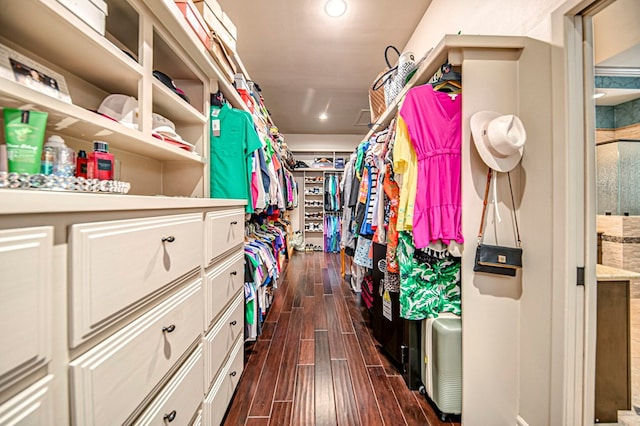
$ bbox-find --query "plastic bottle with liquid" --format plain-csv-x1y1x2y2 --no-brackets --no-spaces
41,135,75,177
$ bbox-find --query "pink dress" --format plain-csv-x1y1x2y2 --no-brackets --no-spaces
399,85,462,249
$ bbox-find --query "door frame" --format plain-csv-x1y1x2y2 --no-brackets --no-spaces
551,0,614,424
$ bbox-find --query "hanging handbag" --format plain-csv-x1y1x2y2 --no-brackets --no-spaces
369,46,399,123
371,46,418,109
473,168,523,276
385,50,417,105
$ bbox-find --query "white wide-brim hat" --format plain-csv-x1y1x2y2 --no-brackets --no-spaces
470,111,526,172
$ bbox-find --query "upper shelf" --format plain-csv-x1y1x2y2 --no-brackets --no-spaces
0,77,204,163
152,79,207,125
0,0,143,97
364,34,526,140
140,0,249,113
0,189,245,215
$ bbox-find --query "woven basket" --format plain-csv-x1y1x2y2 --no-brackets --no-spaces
369,68,388,125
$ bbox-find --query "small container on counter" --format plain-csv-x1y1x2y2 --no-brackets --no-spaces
87,141,114,180
76,150,88,178
41,135,75,177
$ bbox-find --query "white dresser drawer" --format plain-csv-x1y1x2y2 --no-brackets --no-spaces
205,208,244,265
204,292,244,390
0,227,52,390
0,375,54,426
204,250,244,330
69,213,203,346
133,345,204,426
203,336,244,426
70,280,203,426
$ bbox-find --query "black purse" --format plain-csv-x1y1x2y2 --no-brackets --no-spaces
473,168,522,276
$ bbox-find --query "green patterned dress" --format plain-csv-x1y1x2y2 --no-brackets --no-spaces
398,231,461,320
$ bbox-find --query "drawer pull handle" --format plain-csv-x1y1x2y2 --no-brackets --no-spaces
162,236,175,243
163,410,177,422
230,271,238,276
162,325,176,333
230,371,237,377
230,320,237,326
230,221,238,225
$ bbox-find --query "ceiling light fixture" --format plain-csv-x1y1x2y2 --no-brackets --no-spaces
324,0,347,17
319,112,328,120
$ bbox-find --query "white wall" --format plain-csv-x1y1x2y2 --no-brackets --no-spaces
283,133,362,152
403,0,565,58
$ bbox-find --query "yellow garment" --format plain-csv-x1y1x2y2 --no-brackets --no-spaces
393,115,417,231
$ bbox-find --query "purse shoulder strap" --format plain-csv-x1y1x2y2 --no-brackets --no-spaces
507,171,522,248
477,168,493,245
477,167,522,248
385,45,401,68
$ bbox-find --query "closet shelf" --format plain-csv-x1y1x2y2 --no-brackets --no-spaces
0,0,142,97
141,0,249,113
152,79,207,124
295,168,344,173
365,34,526,139
0,189,245,215
0,78,204,163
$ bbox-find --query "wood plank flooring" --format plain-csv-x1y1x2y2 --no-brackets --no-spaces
223,252,461,426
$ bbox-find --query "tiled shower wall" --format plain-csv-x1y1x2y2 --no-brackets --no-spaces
596,142,640,216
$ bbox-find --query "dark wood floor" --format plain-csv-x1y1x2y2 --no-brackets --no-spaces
223,252,461,426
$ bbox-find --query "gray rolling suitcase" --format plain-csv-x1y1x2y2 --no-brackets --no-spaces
420,313,462,421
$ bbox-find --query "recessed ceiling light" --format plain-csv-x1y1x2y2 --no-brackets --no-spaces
325,0,347,17
319,113,328,120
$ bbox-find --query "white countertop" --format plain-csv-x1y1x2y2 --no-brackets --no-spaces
596,264,640,281
0,189,246,214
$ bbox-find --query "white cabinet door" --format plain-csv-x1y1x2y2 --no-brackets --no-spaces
204,292,243,390
203,336,244,426
204,250,243,330
133,345,204,426
69,213,203,346
204,209,244,266
69,280,203,426
0,375,54,426
0,227,52,390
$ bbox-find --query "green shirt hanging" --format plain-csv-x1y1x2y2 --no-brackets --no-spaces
209,103,262,213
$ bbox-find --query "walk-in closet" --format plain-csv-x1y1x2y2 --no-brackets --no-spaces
1,0,639,425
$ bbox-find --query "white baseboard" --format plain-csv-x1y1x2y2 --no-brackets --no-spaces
516,416,530,426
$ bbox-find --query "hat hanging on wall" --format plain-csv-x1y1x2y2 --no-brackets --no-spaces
470,112,526,172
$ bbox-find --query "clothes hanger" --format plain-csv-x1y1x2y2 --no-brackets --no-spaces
433,80,462,93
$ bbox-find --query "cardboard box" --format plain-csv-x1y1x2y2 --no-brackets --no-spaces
220,12,238,40
193,0,236,52
56,0,108,35
208,35,235,83
194,0,222,21
175,1,211,50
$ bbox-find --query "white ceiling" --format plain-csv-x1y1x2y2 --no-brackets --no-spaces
217,0,432,135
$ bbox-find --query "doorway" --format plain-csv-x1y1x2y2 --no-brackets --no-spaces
568,0,640,423
591,1,640,423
